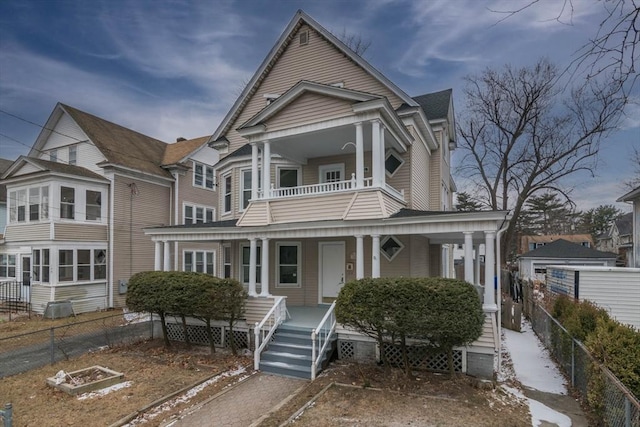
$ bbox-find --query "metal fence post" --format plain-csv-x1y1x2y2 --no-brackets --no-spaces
1,402,12,427
571,339,575,388
50,328,54,365
625,397,631,427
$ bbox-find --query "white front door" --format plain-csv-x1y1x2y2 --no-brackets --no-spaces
319,242,345,302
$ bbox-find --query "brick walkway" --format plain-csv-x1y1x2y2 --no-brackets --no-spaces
163,373,306,427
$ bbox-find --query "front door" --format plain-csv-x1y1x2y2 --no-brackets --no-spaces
21,255,31,302
319,242,345,302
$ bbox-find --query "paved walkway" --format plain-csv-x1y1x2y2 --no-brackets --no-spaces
163,373,306,427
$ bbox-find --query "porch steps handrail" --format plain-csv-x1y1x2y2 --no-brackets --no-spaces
311,301,337,380
253,296,287,370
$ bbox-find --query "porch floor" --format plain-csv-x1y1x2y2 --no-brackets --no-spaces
285,305,332,329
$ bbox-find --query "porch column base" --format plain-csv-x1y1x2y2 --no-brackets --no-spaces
483,303,498,313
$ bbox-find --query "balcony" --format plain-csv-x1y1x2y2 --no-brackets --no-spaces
262,175,404,201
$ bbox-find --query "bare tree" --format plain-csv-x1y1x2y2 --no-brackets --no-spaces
626,145,640,188
491,0,639,96
333,27,371,57
457,58,625,261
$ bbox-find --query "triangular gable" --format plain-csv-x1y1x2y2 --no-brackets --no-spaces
210,10,417,146
3,157,44,178
2,156,108,182
29,106,91,157
239,81,379,129
265,92,358,132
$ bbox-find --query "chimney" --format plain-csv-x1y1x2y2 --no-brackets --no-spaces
176,137,187,142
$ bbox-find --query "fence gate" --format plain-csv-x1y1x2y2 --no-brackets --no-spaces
501,296,522,332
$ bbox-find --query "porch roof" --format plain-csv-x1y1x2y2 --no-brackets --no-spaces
144,209,510,245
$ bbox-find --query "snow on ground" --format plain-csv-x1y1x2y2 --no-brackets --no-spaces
502,319,572,426
503,320,567,394
77,381,133,400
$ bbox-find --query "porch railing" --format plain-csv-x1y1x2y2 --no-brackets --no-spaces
267,176,373,199
311,301,337,380
254,296,288,370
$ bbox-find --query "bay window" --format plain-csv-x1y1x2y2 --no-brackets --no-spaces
9,186,48,223
60,187,75,219
32,249,50,283
57,248,107,282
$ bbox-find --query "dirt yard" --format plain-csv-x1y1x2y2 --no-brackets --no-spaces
2,312,531,426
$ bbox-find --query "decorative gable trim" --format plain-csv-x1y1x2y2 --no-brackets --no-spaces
209,10,417,144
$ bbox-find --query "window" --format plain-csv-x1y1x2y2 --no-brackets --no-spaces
50,149,57,162
58,248,106,282
77,250,91,280
183,204,215,224
277,243,300,287
69,146,77,165
385,150,404,176
183,250,215,275
380,236,404,261
319,164,343,183
240,169,261,210
9,186,48,223
193,162,215,190
278,168,300,188
241,245,261,284
94,250,106,279
60,187,75,219
59,250,74,281
32,249,50,283
223,245,231,278
223,174,232,214
86,190,101,220
0,254,16,278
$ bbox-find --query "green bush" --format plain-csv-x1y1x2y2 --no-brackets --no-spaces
552,297,609,342
336,277,484,376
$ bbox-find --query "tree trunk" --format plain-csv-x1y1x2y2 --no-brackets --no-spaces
159,312,171,348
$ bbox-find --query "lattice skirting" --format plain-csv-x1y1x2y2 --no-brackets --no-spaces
339,340,464,373
165,323,249,349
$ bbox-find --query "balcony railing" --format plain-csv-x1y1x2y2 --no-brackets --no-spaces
261,175,403,201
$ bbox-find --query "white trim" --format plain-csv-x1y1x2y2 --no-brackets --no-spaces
385,149,405,178
276,165,302,188
319,163,345,184
221,172,232,216
182,202,216,224
275,241,301,288
182,249,216,275
318,241,345,302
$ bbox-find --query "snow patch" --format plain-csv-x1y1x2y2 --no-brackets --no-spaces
502,386,571,427
77,381,133,400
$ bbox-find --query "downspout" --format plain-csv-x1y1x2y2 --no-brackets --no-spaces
495,214,510,372
108,175,115,308
172,172,179,269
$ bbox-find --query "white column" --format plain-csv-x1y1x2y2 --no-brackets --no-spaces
379,123,386,188
463,232,474,284
371,120,382,187
154,241,162,271
474,245,481,286
355,122,364,189
262,141,271,198
163,241,171,271
251,144,259,200
248,238,257,297
356,235,364,279
484,231,497,311
372,234,381,278
260,238,270,297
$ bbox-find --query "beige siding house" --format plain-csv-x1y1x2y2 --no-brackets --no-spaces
145,11,510,379
0,105,218,314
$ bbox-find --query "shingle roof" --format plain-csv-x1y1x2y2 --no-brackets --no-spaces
519,239,617,259
226,143,253,159
149,219,238,229
61,104,172,178
20,157,108,181
162,136,210,166
390,208,475,218
411,89,452,121
616,212,633,236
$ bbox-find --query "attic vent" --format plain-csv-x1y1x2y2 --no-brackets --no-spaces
263,93,280,105
299,30,309,46
330,82,344,88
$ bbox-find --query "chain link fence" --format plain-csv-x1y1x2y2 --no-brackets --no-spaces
0,313,155,379
529,303,640,427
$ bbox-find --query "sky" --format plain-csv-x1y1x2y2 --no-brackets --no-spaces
0,0,638,212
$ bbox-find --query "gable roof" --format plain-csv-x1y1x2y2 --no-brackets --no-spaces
617,185,640,202
39,104,172,179
209,9,417,144
162,136,210,166
519,239,617,259
616,212,633,236
4,156,109,182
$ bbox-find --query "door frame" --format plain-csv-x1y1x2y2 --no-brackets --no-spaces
318,241,345,303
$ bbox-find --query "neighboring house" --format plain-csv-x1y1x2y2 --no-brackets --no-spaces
0,104,218,313
617,186,640,267
597,212,633,266
518,239,617,282
519,234,593,256
144,10,510,379
0,158,14,237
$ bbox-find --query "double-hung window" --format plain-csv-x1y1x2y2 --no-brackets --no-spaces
223,245,231,278
241,169,260,210
183,250,215,275
86,190,101,220
58,248,107,282
0,254,16,278
193,162,215,190
32,249,50,283
60,187,75,219
276,242,301,287
69,146,77,165
241,245,261,284
223,174,232,214
9,186,49,223
183,204,215,224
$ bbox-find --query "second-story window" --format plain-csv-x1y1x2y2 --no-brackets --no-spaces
10,186,49,223
86,190,101,220
193,162,215,190
223,174,232,214
60,187,75,219
183,204,215,224
69,146,77,165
